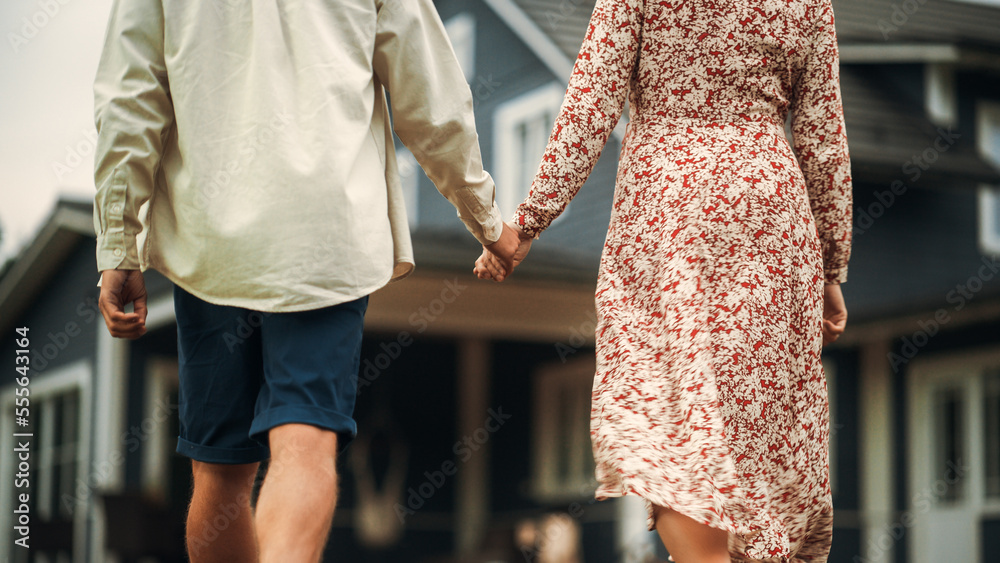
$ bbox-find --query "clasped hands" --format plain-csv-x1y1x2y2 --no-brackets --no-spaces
476,221,533,282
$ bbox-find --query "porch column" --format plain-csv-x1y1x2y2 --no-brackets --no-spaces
455,337,491,554
859,339,896,562
91,328,129,563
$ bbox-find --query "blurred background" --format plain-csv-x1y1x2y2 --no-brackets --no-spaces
2,0,1000,561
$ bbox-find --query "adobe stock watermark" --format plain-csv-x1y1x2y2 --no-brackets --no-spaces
543,0,590,29
887,254,1000,372
7,0,74,54
877,0,929,40
554,309,598,362
194,112,293,209
853,458,968,563
356,278,468,393
393,406,511,522
51,129,99,181
854,128,959,236
189,437,327,556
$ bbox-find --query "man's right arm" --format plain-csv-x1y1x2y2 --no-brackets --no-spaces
372,0,504,248
93,0,174,272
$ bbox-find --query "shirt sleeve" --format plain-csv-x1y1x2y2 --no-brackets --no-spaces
92,0,174,272
790,0,852,285
513,0,643,238
373,0,503,246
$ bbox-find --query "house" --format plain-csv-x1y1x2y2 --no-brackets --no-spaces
1,0,999,561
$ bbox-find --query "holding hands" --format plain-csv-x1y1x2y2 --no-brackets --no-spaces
476,221,533,282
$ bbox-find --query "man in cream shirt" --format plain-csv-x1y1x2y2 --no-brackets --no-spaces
93,0,518,561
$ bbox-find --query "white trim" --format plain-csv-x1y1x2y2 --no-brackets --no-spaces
924,63,957,128
140,357,179,499
493,82,567,220
395,146,421,227
145,293,176,333
907,345,1000,563
976,185,1000,256
839,43,961,64
0,360,92,563
858,340,896,563
90,328,128,563
976,100,1000,256
444,12,476,82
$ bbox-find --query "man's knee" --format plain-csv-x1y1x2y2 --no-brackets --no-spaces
266,423,338,478
191,460,259,491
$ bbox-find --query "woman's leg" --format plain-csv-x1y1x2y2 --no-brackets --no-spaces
652,504,731,563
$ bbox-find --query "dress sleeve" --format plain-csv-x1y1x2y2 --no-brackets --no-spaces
790,0,852,284
93,0,174,271
513,0,644,238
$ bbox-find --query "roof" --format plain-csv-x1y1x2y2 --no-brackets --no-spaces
0,196,94,335
834,0,1000,49
499,0,1000,187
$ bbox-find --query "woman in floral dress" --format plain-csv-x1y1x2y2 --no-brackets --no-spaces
476,0,851,560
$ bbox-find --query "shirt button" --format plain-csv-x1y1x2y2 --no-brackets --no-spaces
113,249,123,257
112,204,122,214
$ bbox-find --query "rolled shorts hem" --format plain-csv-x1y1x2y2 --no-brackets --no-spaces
176,437,270,464
249,405,359,452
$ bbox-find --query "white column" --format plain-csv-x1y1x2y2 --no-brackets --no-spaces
859,339,895,563
617,495,656,562
90,328,129,563
455,338,490,554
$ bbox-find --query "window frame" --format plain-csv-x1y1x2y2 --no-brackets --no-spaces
530,355,597,503
976,100,1000,256
0,360,92,563
906,346,1000,562
493,82,567,223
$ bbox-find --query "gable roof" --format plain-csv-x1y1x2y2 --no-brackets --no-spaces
496,0,1000,187
0,197,94,335
834,0,1000,49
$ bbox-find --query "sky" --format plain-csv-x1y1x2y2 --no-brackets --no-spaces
0,0,114,262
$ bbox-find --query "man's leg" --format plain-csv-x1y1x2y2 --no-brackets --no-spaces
255,423,339,563
187,461,259,563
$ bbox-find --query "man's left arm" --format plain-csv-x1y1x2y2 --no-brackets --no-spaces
93,0,172,338
93,0,174,272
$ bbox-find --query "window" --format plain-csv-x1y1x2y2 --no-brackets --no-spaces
932,384,967,503
924,64,956,127
493,83,566,222
531,357,596,501
445,13,475,82
395,146,420,227
907,349,1000,562
985,368,1000,499
1,362,90,563
976,101,1000,255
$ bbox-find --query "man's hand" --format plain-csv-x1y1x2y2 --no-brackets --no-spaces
475,222,533,282
482,222,520,280
822,282,847,346
99,269,148,339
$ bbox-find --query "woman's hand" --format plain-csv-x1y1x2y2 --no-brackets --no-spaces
821,283,847,346
474,222,533,282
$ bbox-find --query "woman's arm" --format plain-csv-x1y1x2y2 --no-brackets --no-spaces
790,0,853,285
513,0,645,238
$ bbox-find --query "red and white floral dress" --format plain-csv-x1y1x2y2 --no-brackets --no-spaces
513,0,852,560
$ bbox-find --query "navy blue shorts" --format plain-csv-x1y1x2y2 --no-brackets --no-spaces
173,285,368,464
